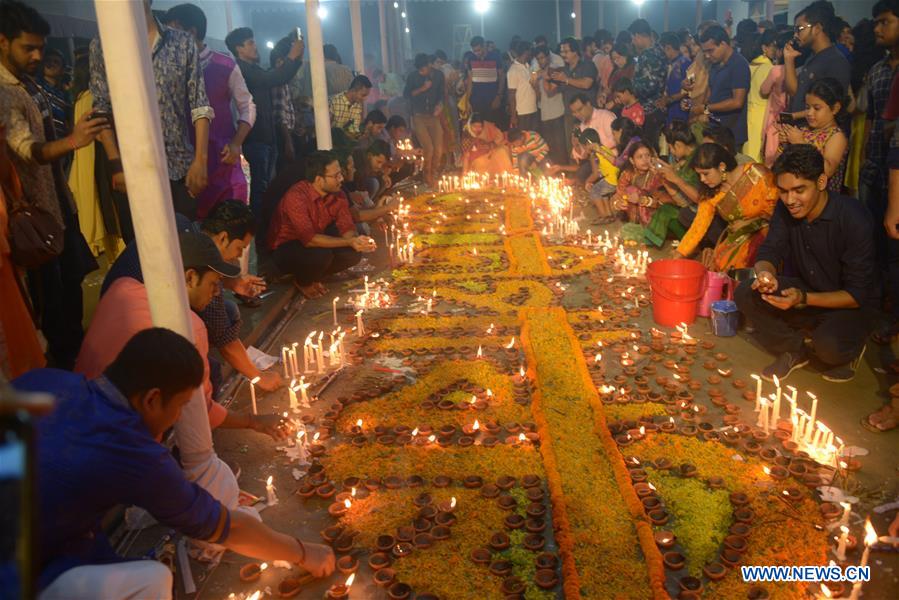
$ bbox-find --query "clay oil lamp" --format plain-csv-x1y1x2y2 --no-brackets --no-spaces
679,576,703,597
729,522,751,537
502,576,526,596
373,568,396,587
438,496,457,512
497,495,518,511
463,475,484,489
297,482,317,499
470,547,492,565
729,492,750,507
387,582,412,600
328,498,352,517
526,517,547,533
433,475,452,488
489,532,511,551
412,517,432,534
327,573,356,599
724,535,749,554
316,483,336,499
526,502,547,519
489,559,513,577
395,526,414,543
759,448,779,462
764,465,789,481
480,483,501,498
407,475,424,488
781,487,803,504
660,418,677,433
414,532,434,550
820,502,842,522
633,482,655,498
239,561,265,582
720,548,742,568
524,533,546,551
733,507,755,524
277,575,305,598
431,525,451,540
364,477,381,491
368,552,391,571
377,535,397,553
337,555,358,575
481,435,499,448
526,487,545,502
648,509,670,525
662,551,686,570
384,475,403,489
392,542,413,559
321,525,344,544
417,505,438,521
434,511,456,527
707,476,725,489
535,569,559,590
654,531,676,549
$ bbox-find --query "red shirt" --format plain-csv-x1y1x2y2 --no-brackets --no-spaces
622,102,645,126
268,180,356,250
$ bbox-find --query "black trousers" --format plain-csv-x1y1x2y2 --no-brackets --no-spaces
734,280,879,366
272,241,362,286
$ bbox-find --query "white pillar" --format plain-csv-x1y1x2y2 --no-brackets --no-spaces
598,0,604,30
766,0,774,20
696,0,703,28
378,0,389,73
574,0,582,39
555,0,561,43
305,0,332,150
92,0,238,508
664,0,670,30
350,0,365,75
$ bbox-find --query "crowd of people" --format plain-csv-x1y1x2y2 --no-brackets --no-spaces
2,0,899,596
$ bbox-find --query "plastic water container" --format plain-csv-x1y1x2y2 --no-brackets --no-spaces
710,300,739,337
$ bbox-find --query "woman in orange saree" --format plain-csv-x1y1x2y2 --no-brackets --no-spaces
461,113,513,174
677,143,779,271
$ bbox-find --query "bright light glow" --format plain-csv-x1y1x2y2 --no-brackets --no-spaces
317,6,328,19
401,11,406,18
571,12,576,19
393,1,399,7
474,0,490,15
265,40,274,49
633,0,646,6
404,27,410,33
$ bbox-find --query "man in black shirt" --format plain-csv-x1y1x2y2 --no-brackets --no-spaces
735,144,880,383
226,27,303,217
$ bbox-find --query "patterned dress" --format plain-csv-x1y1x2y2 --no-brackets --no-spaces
612,168,672,225
778,125,846,191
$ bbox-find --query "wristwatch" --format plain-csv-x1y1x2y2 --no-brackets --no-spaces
797,289,808,308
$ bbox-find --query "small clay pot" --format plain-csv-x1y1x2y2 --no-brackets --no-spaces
535,568,560,590
524,533,545,551
663,551,686,570
471,547,492,565
431,525,451,540
733,507,755,523
729,492,750,507
497,495,518,511
526,518,547,533
496,475,517,490
377,535,396,553
391,542,413,559
720,548,742,568
654,531,676,548
648,509,670,525
729,522,752,537
679,576,703,596
373,567,396,587
463,475,484,488
435,511,456,526
368,552,391,571
490,532,511,551
502,577,526,595
522,474,541,488
277,576,304,598
480,483,501,498
724,535,748,554
240,562,262,582
504,514,526,529
489,559,513,577
414,533,434,549
321,525,343,543
396,526,415,543
746,586,770,599
535,553,559,570
703,562,727,581
337,555,358,574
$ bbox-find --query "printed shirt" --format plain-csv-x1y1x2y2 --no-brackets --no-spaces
865,57,899,168
329,92,363,136
13,370,228,592
74,277,227,428
510,131,549,162
0,61,64,229
273,84,296,131
633,44,668,114
622,102,645,126
90,20,214,180
468,50,503,101
268,180,356,249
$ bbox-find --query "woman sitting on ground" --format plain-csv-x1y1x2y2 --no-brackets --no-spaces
777,77,848,191
462,113,513,174
676,143,778,270
611,140,673,225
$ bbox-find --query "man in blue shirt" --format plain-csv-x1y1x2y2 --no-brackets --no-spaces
14,328,334,599
700,25,750,148
735,145,879,383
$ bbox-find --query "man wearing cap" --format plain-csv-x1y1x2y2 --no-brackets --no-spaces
75,231,288,439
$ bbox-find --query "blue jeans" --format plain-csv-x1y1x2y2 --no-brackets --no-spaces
244,141,276,218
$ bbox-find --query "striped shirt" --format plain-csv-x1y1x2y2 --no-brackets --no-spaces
510,130,549,162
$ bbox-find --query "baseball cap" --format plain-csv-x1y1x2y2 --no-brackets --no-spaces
179,231,241,278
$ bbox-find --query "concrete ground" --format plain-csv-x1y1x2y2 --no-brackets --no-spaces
115,207,897,599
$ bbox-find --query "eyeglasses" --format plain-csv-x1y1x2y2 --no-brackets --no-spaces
794,23,813,34
323,171,344,180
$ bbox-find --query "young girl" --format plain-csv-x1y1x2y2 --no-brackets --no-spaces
778,77,848,191
611,140,673,225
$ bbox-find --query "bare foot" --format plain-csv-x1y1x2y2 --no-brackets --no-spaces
295,282,325,299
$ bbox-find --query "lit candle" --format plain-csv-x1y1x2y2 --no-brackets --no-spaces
355,310,365,336
772,375,782,426
266,475,277,506
281,346,290,379
316,332,326,374
292,341,302,376
298,376,310,406
249,376,260,414
332,297,340,327
848,519,878,600
838,501,852,527
806,392,818,443
288,379,298,412
787,385,798,421
834,525,849,561
757,398,769,433
753,377,766,407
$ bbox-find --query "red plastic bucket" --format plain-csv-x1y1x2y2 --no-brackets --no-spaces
646,259,706,326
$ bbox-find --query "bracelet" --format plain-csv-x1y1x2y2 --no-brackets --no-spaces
293,537,306,564
67,136,78,151
108,158,124,174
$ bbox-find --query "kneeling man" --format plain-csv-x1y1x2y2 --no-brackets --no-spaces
735,144,879,383
14,328,334,599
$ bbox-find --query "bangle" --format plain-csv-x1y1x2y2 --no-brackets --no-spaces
294,537,306,564
67,136,78,151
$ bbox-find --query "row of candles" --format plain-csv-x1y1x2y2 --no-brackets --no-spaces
751,375,844,468
437,171,534,193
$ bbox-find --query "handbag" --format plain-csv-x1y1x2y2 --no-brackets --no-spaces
2,167,63,269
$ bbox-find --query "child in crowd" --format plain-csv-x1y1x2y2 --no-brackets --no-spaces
507,128,549,176
578,128,620,224
777,77,848,191
612,140,673,225
611,78,645,126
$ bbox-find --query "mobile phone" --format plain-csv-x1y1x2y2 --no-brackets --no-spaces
256,290,275,301
88,110,111,121
778,112,795,125
296,26,303,41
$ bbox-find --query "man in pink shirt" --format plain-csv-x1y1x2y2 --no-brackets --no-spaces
76,232,289,439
